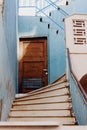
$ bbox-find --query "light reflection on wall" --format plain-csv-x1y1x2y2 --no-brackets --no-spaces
19,7,36,16
18,0,68,16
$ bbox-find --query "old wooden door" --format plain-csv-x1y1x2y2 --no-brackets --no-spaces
18,37,48,93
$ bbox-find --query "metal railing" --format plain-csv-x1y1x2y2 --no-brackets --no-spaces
36,0,69,16
36,0,59,14
18,0,69,30
44,0,69,16
36,6,64,30
18,5,64,30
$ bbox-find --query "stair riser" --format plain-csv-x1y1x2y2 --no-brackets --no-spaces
12,102,71,110
9,110,71,117
15,74,66,99
8,117,75,125
0,126,58,130
8,74,76,126
0,126,87,130
14,88,69,105
13,95,70,105
0,127,58,130
15,83,69,101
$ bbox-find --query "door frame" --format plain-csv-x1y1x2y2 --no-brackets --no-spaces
17,36,49,93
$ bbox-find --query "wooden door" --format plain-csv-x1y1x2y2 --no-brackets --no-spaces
18,37,48,93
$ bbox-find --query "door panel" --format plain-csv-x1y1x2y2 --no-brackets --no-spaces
18,37,48,93
23,62,43,77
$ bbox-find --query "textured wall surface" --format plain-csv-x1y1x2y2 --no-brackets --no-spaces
18,15,66,83
0,0,17,121
65,14,87,80
68,70,87,125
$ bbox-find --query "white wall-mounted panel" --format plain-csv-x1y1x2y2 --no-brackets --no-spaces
65,14,87,80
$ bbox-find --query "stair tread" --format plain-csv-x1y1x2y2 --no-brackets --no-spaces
8,117,76,125
15,82,69,101
13,95,70,105
0,121,60,126
11,102,72,110
14,88,69,104
8,74,76,126
0,121,60,130
9,109,72,117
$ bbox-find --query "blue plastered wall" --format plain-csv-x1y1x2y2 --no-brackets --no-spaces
0,0,17,120
18,0,87,83
18,14,66,83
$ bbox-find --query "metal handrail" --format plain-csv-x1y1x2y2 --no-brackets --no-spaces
18,5,64,30
36,0,68,16
44,0,69,16
36,6,64,30
19,0,69,16
36,0,59,14
67,48,87,101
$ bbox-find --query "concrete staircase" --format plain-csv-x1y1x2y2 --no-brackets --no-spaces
0,121,60,130
0,123,87,130
0,74,87,129
8,74,76,125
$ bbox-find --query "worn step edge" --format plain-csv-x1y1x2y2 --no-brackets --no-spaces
8,117,76,125
14,88,70,103
9,110,71,117
15,81,68,99
13,95,70,105
12,100,71,106
10,108,72,111
11,102,72,110
14,94,70,102
15,83,69,100
0,121,60,127
26,76,67,95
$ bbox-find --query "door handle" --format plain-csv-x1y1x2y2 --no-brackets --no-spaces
43,69,47,72
43,69,48,75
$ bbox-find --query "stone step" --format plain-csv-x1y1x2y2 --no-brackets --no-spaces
0,122,86,130
11,102,72,110
8,117,76,125
15,75,67,100
0,121,60,130
8,74,76,126
14,86,69,103
13,95,70,105
9,109,72,117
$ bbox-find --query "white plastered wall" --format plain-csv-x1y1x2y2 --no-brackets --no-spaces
65,14,87,80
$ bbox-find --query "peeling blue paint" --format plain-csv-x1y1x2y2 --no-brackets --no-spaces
0,0,17,121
